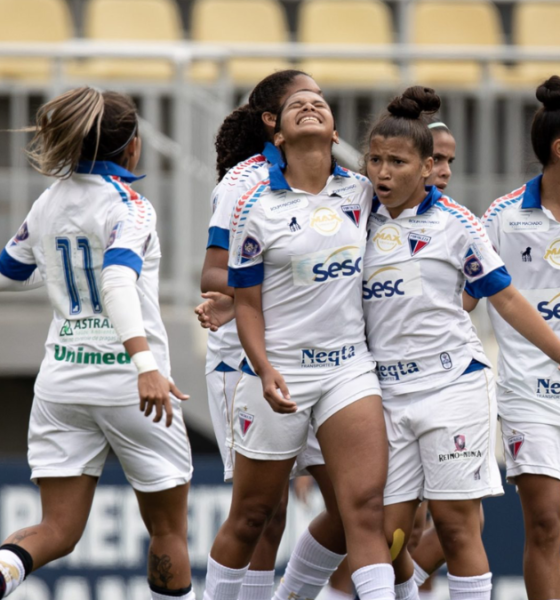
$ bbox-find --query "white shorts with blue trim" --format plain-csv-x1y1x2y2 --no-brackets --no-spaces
29,396,192,492
228,359,380,461
383,369,503,504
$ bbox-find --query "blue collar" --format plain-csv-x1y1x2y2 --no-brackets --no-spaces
262,142,284,167
76,160,145,182
521,174,543,209
372,185,441,215
269,161,350,191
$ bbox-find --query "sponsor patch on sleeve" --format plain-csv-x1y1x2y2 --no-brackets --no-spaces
463,246,484,278
241,236,262,259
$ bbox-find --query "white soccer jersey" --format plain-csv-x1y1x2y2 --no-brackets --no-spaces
479,175,560,425
363,186,511,395
0,161,170,405
205,143,282,374
228,163,373,375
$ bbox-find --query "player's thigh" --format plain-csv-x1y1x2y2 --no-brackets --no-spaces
207,369,242,482
28,396,110,482
418,370,503,501
97,400,192,493
229,373,311,462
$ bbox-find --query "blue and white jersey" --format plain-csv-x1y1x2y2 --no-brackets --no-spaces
364,186,510,395
0,161,169,405
228,163,374,375
481,175,560,424
205,143,282,374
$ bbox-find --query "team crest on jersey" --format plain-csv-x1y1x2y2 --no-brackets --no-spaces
508,433,524,460
454,435,466,451
239,411,254,436
463,247,484,278
544,238,560,269
341,204,361,228
372,224,403,253
241,236,262,259
310,207,343,236
106,221,123,248
408,233,431,256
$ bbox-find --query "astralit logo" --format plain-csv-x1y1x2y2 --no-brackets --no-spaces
54,345,130,365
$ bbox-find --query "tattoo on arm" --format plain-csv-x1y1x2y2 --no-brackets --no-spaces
149,551,174,588
8,530,38,545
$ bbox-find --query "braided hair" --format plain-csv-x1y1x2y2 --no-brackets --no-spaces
215,70,311,181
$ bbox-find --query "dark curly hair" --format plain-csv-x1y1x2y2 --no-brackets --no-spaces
532,75,560,167
215,70,312,180
366,86,441,160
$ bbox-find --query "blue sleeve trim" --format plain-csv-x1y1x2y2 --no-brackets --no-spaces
207,226,229,250
465,266,511,299
103,248,143,277
0,248,36,281
228,263,264,288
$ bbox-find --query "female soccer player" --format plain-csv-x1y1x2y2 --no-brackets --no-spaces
202,89,394,600
362,85,560,600
201,71,347,600
469,75,560,600
0,87,193,600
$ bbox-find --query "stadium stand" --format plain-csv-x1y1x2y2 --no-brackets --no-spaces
297,0,399,87
0,0,73,80
77,0,183,80
189,0,291,84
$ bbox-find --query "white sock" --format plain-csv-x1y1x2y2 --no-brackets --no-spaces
152,587,196,600
447,573,492,600
273,530,345,600
351,564,395,600
321,586,354,600
238,570,275,600
0,550,25,598
203,555,249,600
412,561,429,588
395,576,419,600
418,592,436,600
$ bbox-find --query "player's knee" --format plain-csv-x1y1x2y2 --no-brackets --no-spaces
262,498,287,545
526,509,560,549
339,482,384,529
230,501,277,545
431,518,475,559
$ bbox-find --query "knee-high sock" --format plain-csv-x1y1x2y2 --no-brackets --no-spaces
239,570,275,600
447,573,492,600
203,556,248,600
351,564,395,600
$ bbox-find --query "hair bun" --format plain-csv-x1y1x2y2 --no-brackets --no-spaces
387,86,441,120
536,76,560,111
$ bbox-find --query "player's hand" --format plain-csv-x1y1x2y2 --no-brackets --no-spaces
194,292,235,331
260,367,296,414
138,371,189,427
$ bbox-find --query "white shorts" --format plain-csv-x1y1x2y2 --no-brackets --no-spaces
28,396,193,492
501,417,560,482
207,368,243,482
383,369,503,504
228,360,380,461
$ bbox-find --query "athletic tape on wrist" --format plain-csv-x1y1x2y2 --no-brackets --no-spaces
132,350,158,374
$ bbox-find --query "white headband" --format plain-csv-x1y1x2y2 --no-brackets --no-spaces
428,121,449,130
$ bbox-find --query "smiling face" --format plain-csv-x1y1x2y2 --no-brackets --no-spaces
367,135,433,218
426,129,456,192
273,91,337,148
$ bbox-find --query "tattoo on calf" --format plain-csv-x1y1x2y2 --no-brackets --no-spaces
149,551,174,588
9,530,38,545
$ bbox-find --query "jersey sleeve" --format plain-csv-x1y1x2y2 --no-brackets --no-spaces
102,195,157,278
207,182,238,251
0,207,38,281
228,196,267,289
446,206,511,299
479,200,501,253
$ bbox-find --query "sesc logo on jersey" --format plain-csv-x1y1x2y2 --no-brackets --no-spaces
536,290,560,321
544,238,560,269
310,207,343,236
372,224,403,253
292,244,364,287
362,262,422,302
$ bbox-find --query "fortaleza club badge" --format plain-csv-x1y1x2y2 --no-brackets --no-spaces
341,204,361,228
508,433,524,460
408,232,431,256
239,412,254,437
241,236,261,259
463,246,484,277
